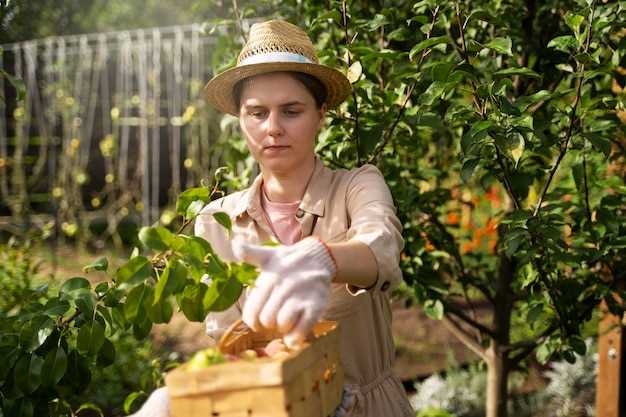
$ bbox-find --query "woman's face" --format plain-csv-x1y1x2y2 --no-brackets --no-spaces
238,72,326,174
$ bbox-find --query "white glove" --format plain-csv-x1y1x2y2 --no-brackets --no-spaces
129,387,170,417
232,236,337,348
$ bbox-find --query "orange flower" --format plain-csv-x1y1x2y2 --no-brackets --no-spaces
447,212,460,225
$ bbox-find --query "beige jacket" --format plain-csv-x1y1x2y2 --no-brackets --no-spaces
194,156,414,417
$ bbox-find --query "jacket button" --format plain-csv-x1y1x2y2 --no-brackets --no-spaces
381,281,390,291
295,209,305,219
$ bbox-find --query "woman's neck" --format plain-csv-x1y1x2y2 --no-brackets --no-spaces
261,156,316,203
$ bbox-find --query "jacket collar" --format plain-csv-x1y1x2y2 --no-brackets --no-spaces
231,156,331,220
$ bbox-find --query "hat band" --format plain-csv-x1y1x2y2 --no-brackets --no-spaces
239,51,314,66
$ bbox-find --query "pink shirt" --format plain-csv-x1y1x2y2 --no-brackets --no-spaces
260,185,302,245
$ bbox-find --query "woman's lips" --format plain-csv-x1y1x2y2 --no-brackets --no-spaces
264,145,290,152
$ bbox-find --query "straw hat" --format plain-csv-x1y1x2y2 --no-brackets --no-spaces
203,19,352,116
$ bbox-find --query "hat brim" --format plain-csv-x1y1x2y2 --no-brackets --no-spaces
203,62,352,116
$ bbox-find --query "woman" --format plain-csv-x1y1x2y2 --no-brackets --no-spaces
134,19,414,417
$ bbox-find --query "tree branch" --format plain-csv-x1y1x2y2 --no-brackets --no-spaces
582,151,592,222
368,5,439,165
445,301,496,339
494,144,521,210
533,0,597,217
443,315,488,362
453,1,522,210
508,296,597,365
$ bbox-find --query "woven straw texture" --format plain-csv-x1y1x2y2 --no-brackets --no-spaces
204,20,351,115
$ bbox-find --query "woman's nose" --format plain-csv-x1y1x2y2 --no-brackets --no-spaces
266,110,284,137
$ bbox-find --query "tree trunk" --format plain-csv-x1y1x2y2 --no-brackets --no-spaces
486,229,515,417
486,343,509,417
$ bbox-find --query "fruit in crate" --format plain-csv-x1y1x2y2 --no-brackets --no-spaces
185,348,226,370
165,320,343,417
265,338,289,357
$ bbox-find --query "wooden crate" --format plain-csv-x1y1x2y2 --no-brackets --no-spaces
165,320,344,417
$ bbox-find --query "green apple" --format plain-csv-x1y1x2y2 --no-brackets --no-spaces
186,348,225,370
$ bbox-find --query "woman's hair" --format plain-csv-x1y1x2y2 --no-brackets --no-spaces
233,71,328,111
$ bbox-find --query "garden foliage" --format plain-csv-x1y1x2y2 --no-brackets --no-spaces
0,183,254,416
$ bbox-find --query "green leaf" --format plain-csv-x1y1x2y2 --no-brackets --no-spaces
179,235,214,260
21,316,55,352
423,299,444,320
527,303,543,322
493,67,541,79
65,350,92,392
124,391,147,414
363,13,389,31
154,260,188,304
186,200,205,220
115,256,152,285
124,283,153,323
15,354,44,394
520,263,539,288
358,124,383,156
94,282,109,296
75,292,96,317
75,403,104,417
466,9,496,24
77,321,105,356
7,399,33,417
565,13,585,37
346,61,362,83
96,338,116,367
0,346,19,383
409,36,448,61
504,228,529,257
461,158,480,183
42,346,67,387
536,341,553,364
514,90,552,111
203,274,243,312
503,132,525,168
486,37,512,55
132,316,153,339
584,132,611,158
175,187,210,216
572,162,585,194
231,262,259,286
83,257,108,273
138,226,179,251
548,35,578,52
568,336,587,355
212,212,232,235
178,283,208,322
60,277,91,294
419,81,447,105
147,299,173,324
462,120,493,153
43,298,70,317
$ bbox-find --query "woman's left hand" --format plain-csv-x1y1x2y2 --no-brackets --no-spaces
232,236,337,348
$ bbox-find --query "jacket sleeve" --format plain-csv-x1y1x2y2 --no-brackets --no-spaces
344,164,404,296
193,200,244,344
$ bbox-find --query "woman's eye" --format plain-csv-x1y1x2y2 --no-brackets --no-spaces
249,111,266,118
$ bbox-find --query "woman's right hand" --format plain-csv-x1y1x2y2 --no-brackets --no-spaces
232,236,337,348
